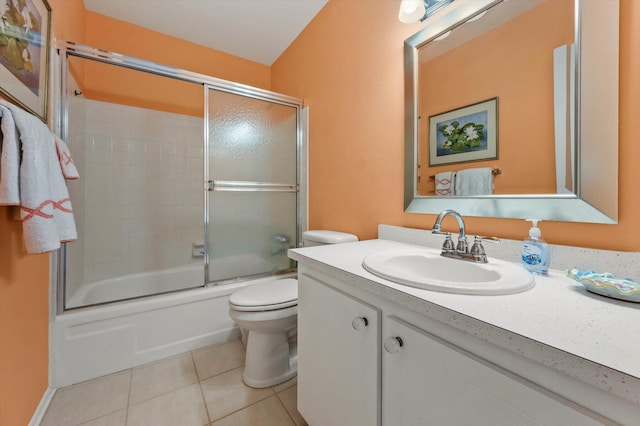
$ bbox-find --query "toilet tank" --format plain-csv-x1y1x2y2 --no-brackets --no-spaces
302,230,359,247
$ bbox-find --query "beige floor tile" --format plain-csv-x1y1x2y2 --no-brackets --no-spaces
192,339,245,380
200,367,273,421
42,371,130,426
211,395,295,426
129,352,198,404
277,385,307,426
127,383,208,426
273,376,297,393
77,409,126,426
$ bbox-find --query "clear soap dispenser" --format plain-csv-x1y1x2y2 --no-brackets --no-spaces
521,219,550,275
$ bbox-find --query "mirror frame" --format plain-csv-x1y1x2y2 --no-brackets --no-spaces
404,0,618,223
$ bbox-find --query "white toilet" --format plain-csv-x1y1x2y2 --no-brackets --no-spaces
228,230,358,388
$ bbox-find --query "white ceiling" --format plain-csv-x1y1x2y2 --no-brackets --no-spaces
83,0,329,66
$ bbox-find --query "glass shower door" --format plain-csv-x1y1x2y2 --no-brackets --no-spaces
206,87,299,283
62,54,206,309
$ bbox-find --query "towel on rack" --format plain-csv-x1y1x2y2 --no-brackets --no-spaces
435,171,455,196
454,167,494,196
54,134,80,179
0,100,78,253
0,105,20,204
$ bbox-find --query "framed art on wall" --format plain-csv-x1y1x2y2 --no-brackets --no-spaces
0,0,52,122
429,97,498,166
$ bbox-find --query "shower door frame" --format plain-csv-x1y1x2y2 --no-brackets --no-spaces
204,85,304,285
54,41,307,314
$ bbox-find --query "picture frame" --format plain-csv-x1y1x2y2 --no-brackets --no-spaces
0,0,52,122
429,97,498,166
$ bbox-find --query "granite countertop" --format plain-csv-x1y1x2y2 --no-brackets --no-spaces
289,238,640,405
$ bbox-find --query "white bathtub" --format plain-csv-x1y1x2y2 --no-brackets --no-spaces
53,262,295,387
66,264,206,308
67,255,278,309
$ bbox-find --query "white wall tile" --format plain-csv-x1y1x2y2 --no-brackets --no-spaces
73,100,204,285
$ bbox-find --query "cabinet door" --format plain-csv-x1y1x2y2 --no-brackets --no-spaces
298,274,380,426
382,315,606,426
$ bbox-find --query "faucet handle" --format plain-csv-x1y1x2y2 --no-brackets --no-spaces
469,236,490,263
441,233,455,252
456,235,469,254
470,236,486,255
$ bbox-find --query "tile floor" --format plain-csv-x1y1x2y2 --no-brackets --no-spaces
41,339,306,426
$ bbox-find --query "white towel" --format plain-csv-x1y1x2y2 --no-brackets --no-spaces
435,171,454,196
0,101,78,253
454,167,494,196
0,106,20,204
54,135,80,179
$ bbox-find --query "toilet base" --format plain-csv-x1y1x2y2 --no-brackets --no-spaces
242,329,297,388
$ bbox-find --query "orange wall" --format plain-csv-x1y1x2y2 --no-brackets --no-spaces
419,0,573,195
80,58,205,117
272,0,640,251
0,212,50,426
64,11,272,117
85,11,271,91
0,0,87,422
50,0,86,42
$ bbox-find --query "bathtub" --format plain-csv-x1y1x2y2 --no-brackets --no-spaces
66,264,206,308
66,254,277,309
53,259,295,387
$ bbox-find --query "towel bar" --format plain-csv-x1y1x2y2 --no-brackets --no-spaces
428,168,502,180
208,180,299,192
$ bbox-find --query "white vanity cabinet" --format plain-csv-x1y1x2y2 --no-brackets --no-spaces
382,315,606,426
297,273,381,426
297,267,613,426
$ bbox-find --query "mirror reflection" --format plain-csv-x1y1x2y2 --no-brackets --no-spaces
417,0,574,196
404,0,619,223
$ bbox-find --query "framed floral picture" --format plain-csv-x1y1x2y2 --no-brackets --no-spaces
428,97,498,166
0,0,51,122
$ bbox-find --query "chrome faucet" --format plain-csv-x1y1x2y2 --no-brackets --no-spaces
431,209,498,263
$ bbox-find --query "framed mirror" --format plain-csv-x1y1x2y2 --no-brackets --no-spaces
404,0,619,223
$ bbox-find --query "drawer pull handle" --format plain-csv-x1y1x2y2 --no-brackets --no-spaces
384,336,404,353
352,317,369,331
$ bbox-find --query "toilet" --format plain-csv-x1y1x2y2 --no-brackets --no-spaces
228,230,358,388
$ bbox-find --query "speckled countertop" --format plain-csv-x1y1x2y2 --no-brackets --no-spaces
289,236,640,407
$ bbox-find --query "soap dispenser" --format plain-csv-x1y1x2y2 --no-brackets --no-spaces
521,219,550,275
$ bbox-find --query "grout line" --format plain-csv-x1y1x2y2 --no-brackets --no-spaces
192,350,213,425
193,342,246,382
274,390,298,426
73,409,126,426
125,368,132,425
197,364,246,383
126,352,205,407
208,393,277,425
128,381,200,408
50,370,133,426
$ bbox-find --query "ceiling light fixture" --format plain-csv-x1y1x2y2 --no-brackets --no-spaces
398,0,455,24
398,0,426,23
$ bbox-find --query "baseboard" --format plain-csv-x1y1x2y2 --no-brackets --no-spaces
29,387,56,426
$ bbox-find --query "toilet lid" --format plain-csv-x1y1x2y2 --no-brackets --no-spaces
229,278,298,312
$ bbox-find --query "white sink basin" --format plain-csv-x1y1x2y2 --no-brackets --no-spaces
362,248,534,295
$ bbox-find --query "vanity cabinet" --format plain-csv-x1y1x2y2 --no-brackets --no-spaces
382,315,604,426
298,269,610,426
297,273,381,426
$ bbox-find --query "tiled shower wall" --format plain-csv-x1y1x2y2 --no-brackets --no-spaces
66,99,204,296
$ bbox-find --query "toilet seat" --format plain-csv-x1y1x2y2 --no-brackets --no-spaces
229,278,298,312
